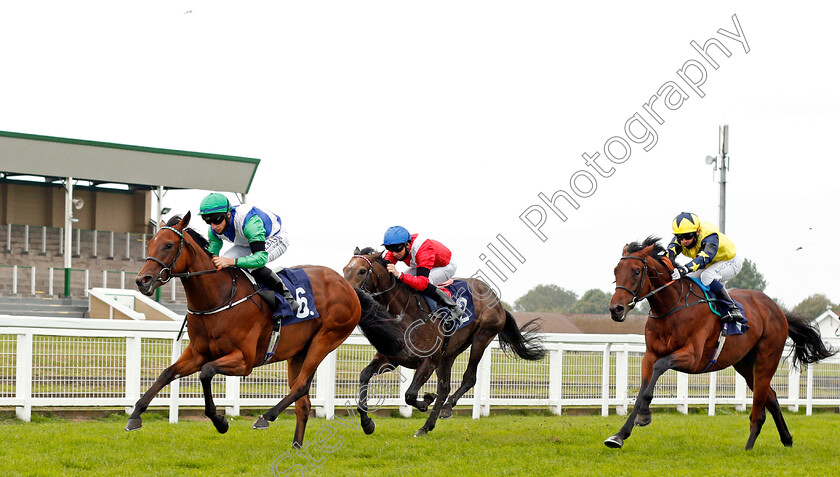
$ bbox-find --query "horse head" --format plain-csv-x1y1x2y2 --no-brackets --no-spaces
609,236,672,322
136,212,195,295
343,247,392,293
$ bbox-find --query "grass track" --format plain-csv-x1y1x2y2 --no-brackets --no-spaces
0,410,837,476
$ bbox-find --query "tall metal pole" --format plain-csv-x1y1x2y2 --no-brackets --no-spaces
718,125,729,234
64,177,73,297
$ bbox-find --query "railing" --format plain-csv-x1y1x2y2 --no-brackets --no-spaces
1,223,149,260
1,315,838,423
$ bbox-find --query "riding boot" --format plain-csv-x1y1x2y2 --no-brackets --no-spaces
715,283,743,323
252,267,299,314
424,284,464,321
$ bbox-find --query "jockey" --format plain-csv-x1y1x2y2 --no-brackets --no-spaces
198,192,298,314
382,225,463,320
667,212,743,322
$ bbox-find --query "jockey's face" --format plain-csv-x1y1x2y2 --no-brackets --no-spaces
678,232,697,247
209,213,230,234
389,243,409,260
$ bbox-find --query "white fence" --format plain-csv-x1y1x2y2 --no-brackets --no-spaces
1,315,838,423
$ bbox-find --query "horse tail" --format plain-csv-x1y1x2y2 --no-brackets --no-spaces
354,288,404,356
785,311,837,369
497,311,547,361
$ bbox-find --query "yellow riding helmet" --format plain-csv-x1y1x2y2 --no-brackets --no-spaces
672,212,700,235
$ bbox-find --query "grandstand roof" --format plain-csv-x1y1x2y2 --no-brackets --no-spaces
0,130,260,194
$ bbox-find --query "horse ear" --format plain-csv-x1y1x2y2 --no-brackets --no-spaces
354,246,361,255
178,211,192,228
622,243,630,255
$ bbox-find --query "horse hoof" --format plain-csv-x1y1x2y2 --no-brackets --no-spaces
604,435,624,449
634,414,652,427
362,420,376,435
414,428,428,437
253,415,270,430
125,418,142,431
440,408,453,419
215,418,229,434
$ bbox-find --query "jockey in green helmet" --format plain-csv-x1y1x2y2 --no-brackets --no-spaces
198,192,298,314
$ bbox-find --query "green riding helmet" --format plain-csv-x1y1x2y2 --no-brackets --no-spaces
199,193,232,216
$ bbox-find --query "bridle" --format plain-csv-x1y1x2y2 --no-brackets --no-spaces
144,226,220,284
615,255,676,311
144,226,259,316
352,254,397,297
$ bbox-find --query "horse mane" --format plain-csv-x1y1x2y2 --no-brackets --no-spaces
358,246,378,255
626,235,668,263
165,215,213,257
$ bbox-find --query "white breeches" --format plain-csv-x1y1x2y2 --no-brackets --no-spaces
686,255,743,286
222,230,290,263
405,260,457,286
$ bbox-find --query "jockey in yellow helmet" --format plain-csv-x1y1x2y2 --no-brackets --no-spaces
667,212,744,322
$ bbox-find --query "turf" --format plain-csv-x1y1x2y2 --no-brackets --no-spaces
0,410,837,476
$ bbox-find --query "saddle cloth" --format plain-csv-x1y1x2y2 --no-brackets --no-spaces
687,277,749,336
422,280,477,331
252,267,320,327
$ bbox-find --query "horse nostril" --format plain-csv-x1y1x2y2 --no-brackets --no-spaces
612,305,624,315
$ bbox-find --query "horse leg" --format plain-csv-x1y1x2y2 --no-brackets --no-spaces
126,345,204,431
284,351,312,448
404,359,437,413
605,353,680,449
253,334,336,447
441,331,494,419
358,356,391,435
415,357,455,437
199,350,250,434
740,355,780,450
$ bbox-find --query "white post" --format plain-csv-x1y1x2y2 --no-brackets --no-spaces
676,372,689,414
84,269,90,297
120,271,126,289
58,227,63,255
64,177,73,269
806,364,814,416
16,332,34,422
48,268,54,296
479,345,492,417
102,270,108,288
125,233,131,260
23,225,29,253
75,228,81,256
125,336,142,414
169,339,181,424
735,374,747,412
225,376,241,417
314,349,337,419
12,266,17,295
601,343,611,417
41,226,46,255
5,223,10,251
30,267,36,295
788,360,800,412
109,231,115,258
548,345,563,416
399,367,414,418
171,280,177,301
92,230,98,257
615,344,628,416
708,372,717,416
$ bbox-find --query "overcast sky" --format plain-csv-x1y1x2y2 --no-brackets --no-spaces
1,1,837,309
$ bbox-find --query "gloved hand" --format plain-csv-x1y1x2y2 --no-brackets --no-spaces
671,266,687,281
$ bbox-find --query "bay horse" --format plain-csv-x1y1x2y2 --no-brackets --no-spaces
343,247,546,437
606,236,835,450
128,213,403,447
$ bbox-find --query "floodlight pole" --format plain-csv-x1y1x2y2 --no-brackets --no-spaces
718,125,729,234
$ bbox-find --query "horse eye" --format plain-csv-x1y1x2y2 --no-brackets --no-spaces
165,242,174,250
358,269,365,275
633,269,640,276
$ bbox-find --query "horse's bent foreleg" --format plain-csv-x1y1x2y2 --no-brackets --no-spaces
405,359,436,412
199,350,250,434
605,353,677,448
358,356,391,435
126,345,205,431
416,357,455,437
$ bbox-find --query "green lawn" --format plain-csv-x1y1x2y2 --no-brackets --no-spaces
0,410,837,476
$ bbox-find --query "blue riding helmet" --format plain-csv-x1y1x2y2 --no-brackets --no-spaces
383,226,411,245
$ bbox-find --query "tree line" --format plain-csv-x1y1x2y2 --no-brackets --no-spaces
513,259,837,320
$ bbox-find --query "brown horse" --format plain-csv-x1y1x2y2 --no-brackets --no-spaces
128,213,403,447
343,247,546,437
606,236,835,450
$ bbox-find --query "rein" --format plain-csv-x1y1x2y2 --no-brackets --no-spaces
615,255,677,311
353,255,398,297
146,225,259,316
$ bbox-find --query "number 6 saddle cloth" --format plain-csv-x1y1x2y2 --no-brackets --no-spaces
250,267,320,326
